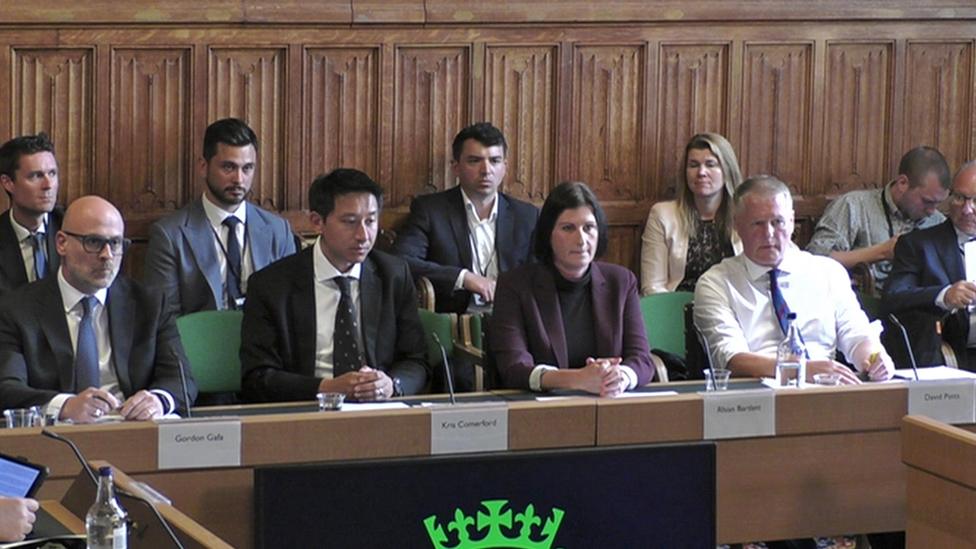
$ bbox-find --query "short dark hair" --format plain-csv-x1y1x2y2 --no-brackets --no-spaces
533,181,608,265
0,133,55,180
308,168,384,218
451,122,507,162
202,118,258,161
898,146,951,189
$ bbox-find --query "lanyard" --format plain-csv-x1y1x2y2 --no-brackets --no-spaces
210,221,249,284
879,187,895,239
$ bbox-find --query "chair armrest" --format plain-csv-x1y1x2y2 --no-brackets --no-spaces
649,352,669,383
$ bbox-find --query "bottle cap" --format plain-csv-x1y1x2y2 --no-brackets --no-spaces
98,466,112,477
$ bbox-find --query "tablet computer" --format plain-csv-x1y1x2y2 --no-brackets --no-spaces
0,452,47,498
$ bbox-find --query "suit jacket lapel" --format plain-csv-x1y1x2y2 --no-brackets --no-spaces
37,278,76,391
290,250,318,375
447,188,473,268
495,194,515,271
534,267,568,369
106,280,134,394
182,199,223,307
46,208,63,274
359,258,380,368
246,204,274,271
589,263,617,357
0,211,29,288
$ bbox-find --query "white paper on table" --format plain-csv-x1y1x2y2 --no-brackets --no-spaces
339,402,411,412
615,391,680,398
895,366,976,381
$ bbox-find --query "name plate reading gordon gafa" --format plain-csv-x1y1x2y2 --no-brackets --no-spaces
430,402,508,455
158,419,242,469
702,390,775,440
908,379,976,424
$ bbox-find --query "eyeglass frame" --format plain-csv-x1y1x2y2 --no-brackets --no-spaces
62,231,131,254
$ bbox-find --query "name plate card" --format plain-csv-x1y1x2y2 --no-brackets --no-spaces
907,380,976,424
430,402,508,455
702,390,775,440
158,419,242,469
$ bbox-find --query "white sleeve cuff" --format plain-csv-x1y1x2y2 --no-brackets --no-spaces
454,269,469,291
935,285,952,310
529,365,558,392
150,390,176,415
619,365,638,390
44,393,74,421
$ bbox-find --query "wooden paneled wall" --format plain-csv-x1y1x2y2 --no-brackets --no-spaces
2,1,975,277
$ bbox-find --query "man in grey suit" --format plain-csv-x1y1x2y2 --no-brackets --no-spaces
0,134,63,297
144,118,297,317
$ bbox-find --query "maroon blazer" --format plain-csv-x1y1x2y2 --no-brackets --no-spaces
489,261,653,390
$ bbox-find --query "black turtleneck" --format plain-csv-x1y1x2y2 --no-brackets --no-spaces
553,265,597,369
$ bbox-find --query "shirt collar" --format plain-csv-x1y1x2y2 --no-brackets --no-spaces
312,236,362,283
459,187,498,224
201,193,247,229
9,211,49,242
57,267,108,312
954,225,976,249
743,245,800,282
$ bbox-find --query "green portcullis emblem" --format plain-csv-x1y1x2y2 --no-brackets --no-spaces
424,499,565,549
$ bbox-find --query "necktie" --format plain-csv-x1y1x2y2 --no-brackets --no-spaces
332,276,362,376
31,232,47,279
74,296,100,392
222,217,243,308
769,268,792,336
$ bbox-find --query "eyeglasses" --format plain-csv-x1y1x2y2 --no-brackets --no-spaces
63,231,130,254
950,192,976,208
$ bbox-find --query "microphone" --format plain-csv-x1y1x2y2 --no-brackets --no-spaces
887,313,920,381
692,322,714,375
430,332,457,405
172,349,193,419
42,429,186,548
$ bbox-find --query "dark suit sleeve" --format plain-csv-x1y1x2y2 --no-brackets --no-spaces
240,269,322,402
386,262,430,395
393,197,465,286
147,291,198,415
488,270,537,390
143,222,183,318
883,233,946,316
618,271,654,385
0,302,58,409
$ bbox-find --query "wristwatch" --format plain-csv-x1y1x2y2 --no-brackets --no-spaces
391,377,403,397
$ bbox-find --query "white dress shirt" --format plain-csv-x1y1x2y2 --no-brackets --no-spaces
9,212,48,283
45,269,175,419
694,247,877,369
201,193,254,304
453,189,499,299
312,237,364,379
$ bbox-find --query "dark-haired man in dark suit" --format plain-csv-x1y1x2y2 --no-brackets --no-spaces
0,133,62,297
241,168,429,403
394,122,538,313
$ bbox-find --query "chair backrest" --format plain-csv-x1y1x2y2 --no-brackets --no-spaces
417,309,456,367
175,310,244,393
417,276,436,311
856,290,883,321
640,291,695,357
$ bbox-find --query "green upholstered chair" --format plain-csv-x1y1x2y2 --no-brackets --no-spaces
640,291,695,357
175,309,244,393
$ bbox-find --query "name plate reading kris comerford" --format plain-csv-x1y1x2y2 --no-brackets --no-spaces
430,402,508,455
158,418,242,469
702,389,775,440
908,379,976,424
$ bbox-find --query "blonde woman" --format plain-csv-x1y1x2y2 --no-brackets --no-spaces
640,133,744,295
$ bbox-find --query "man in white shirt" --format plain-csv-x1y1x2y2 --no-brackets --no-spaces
694,175,893,383
0,133,63,297
0,196,196,422
144,118,296,317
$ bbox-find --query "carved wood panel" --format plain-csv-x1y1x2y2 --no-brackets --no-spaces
656,43,730,199
110,48,191,217
208,47,286,210
822,42,893,194
904,41,973,172
739,43,813,194
11,48,94,201
392,46,470,207
303,47,380,207
484,45,557,201
571,44,645,203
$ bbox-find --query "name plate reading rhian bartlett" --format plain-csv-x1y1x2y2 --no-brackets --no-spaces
702,390,775,440
430,402,508,455
158,418,242,469
908,379,976,424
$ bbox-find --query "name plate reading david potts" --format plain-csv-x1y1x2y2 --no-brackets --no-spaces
908,379,976,424
702,390,775,440
430,402,508,455
158,419,242,469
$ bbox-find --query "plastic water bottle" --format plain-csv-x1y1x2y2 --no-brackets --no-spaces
775,313,806,388
86,466,128,549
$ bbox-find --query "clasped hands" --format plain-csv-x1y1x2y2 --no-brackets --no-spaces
62,387,164,423
580,357,629,397
318,366,393,401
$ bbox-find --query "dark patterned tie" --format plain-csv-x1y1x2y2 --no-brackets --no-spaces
769,268,792,336
332,276,361,377
74,296,100,392
222,217,243,308
31,232,47,279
